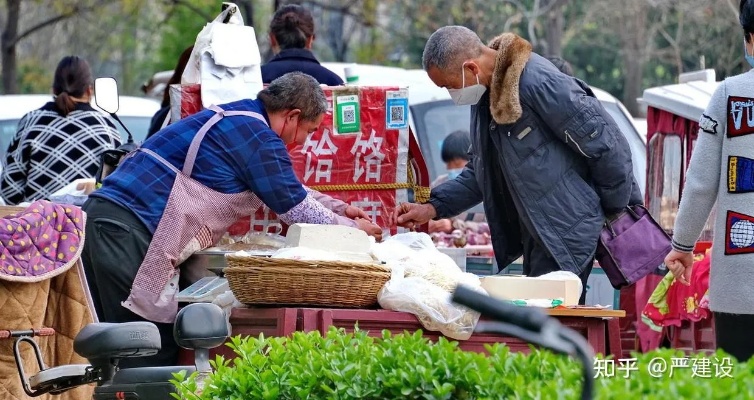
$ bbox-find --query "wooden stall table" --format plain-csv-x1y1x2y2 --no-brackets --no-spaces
296,307,624,356
178,306,625,365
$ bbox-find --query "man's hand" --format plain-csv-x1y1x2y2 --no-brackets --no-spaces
354,218,382,241
664,249,694,286
345,205,370,220
429,218,452,234
394,203,437,230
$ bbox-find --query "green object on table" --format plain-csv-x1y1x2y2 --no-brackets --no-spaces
507,298,564,308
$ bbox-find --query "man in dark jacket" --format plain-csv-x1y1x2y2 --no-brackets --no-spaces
396,26,643,304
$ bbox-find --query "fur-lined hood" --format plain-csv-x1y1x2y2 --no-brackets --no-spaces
487,33,532,125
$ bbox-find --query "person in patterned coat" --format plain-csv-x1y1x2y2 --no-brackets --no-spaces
664,0,754,361
0,56,121,205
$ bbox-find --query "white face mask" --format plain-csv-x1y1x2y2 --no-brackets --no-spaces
447,66,487,106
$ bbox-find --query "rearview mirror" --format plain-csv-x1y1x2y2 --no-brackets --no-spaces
93,77,120,114
93,77,134,145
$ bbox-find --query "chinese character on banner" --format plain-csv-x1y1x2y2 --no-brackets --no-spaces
352,198,382,223
302,128,339,183
351,129,385,183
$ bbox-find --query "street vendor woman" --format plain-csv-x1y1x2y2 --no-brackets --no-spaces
81,72,381,368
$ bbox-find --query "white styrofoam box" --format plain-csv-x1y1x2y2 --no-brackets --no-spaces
285,223,371,254
480,275,582,306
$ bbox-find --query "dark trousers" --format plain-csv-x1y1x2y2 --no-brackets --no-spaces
714,312,754,362
521,225,592,305
81,197,179,368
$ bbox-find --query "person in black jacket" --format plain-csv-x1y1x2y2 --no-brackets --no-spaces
261,4,343,86
396,26,643,304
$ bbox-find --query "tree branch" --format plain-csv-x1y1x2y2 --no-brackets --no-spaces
10,2,101,47
300,0,364,21
167,0,213,21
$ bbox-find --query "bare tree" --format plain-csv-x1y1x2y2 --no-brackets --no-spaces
541,0,568,56
2,0,100,94
617,0,650,115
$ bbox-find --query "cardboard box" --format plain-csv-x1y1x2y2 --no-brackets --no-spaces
480,275,581,306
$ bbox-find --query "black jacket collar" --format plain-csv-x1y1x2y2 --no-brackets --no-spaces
268,48,320,64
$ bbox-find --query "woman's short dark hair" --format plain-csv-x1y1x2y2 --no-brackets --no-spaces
52,56,92,117
257,72,326,121
270,4,315,50
742,0,754,40
441,130,472,163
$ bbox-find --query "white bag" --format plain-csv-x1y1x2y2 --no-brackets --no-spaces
182,3,263,109
378,275,482,341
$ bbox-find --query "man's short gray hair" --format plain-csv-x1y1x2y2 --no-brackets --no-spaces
422,25,484,72
257,72,327,121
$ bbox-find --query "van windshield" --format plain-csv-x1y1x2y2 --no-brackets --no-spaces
414,102,472,180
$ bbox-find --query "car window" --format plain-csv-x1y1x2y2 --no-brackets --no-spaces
415,103,472,179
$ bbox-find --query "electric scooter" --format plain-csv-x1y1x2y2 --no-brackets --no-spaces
8,302,228,399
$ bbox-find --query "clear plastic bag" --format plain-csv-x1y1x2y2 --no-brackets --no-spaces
378,275,483,340
374,233,486,340
374,233,466,291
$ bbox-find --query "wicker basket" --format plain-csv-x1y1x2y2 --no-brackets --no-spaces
224,255,391,308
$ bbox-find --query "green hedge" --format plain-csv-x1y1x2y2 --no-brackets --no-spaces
171,328,754,400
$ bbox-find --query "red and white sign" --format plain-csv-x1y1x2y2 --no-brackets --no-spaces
228,86,410,237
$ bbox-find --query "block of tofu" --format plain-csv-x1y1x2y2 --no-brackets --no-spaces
285,223,371,254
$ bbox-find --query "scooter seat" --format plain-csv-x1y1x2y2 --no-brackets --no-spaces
29,364,93,392
112,366,197,384
74,321,161,361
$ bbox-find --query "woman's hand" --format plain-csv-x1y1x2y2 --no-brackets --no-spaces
354,218,383,241
345,205,370,220
664,249,694,286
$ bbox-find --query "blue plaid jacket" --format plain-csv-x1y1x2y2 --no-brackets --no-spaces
91,99,306,233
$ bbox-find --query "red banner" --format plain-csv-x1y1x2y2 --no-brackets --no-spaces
227,86,411,237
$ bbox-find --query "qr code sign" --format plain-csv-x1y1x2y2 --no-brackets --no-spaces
389,105,405,124
343,105,356,124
